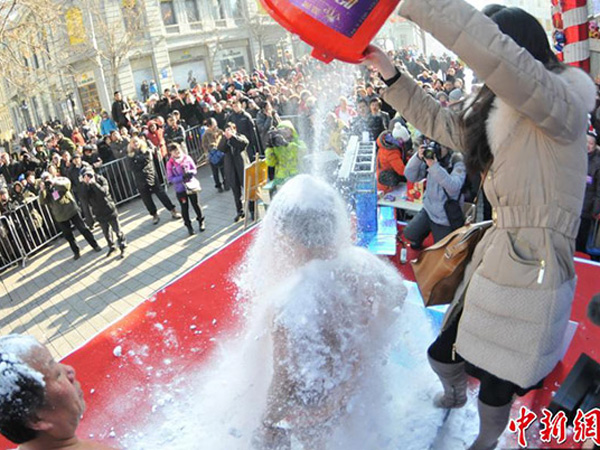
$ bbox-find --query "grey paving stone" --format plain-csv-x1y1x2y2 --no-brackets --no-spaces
0,165,245,358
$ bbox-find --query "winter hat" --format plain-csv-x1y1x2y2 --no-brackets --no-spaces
436,91,449,102
392,123,410,143
448,88,464,104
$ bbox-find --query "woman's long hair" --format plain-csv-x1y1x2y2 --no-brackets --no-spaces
460,6,564,175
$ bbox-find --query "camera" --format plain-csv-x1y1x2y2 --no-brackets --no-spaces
44,180,53,190
267,128,292,148
423,140,442,160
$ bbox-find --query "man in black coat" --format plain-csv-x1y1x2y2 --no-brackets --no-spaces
81,168,127,258
111,91,131,129
0,152,22,185
153,94,171,120
218,123,248,222
127,138,180,224
226,100,260,161
213,103,228,130
164,115,186,145
169,91,185,115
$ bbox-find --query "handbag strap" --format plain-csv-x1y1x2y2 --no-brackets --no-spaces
472,166,490,206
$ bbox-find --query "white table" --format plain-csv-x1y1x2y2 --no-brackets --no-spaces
377,184,424,214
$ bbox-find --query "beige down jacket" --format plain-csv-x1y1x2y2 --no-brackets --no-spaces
383,0,597,388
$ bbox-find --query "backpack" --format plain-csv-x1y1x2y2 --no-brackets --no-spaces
209,148,225,166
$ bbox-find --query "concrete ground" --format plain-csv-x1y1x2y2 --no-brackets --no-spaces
0,165,246,359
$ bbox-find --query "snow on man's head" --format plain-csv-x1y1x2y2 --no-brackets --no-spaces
265,174,350,250
0,335,46,444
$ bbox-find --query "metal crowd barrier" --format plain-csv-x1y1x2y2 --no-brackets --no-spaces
0,214,25,271
0,152,172,271
98,152,168,206
185,126,206,165
0,197,61,271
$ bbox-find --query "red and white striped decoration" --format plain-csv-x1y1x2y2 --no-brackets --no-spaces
552,0,590,72
552,0,565,61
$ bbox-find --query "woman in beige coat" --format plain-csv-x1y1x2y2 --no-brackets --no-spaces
364,1,596,449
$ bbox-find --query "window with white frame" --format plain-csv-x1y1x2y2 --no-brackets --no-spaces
185,0,200,23
161,0,177,26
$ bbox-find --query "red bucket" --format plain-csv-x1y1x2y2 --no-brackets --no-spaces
259,0,400,63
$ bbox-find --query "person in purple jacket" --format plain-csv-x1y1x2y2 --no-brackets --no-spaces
166,143,205,235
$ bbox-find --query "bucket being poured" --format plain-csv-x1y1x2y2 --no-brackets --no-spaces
259,0,401,63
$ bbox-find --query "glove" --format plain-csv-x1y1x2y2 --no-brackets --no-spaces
183,173,192,182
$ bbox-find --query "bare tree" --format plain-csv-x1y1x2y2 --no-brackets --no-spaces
237,0,277,68
0,0,67,95
73,0,146,94
207,35,224,80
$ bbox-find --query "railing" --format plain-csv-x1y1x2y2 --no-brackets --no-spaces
185,125,207,166
0,151,172,271
0,197,61,271
97,152,168,206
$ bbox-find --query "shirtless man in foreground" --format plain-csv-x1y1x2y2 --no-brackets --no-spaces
0,335,116,450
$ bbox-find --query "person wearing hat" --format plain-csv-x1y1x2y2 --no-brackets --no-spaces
56,132,76,156
80,168,127,258
576,128,600,259
33,140,49,160
39,172,100,260
20,150,42,178
82,145,102,170
376,127,411,194
448,88,465,111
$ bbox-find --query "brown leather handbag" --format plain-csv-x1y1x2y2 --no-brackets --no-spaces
411,220,493,307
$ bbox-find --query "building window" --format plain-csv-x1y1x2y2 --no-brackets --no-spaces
213,0,225,21
185,0,200,23
123,0,144,33
231,0,243,18
161,0,177,26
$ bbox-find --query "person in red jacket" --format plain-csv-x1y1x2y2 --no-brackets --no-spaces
376,127,411,193
145,120,167,160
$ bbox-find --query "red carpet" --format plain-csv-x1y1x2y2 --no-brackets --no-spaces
0,228,598,449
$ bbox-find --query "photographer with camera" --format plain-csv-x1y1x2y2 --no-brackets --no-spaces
80,168,127,259
265,121,305,187
403,139,466,247
39,172,101,260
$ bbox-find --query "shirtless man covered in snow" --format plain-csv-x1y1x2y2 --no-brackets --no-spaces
245,175,407,449
0,335,116,450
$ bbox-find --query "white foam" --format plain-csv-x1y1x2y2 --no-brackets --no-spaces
0,335,46,402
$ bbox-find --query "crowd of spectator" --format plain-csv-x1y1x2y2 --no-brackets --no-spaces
0,44,599,264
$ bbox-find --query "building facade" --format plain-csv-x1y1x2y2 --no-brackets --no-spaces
5,0,289,133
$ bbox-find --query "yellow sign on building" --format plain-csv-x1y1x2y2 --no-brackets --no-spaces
65,7,86,45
